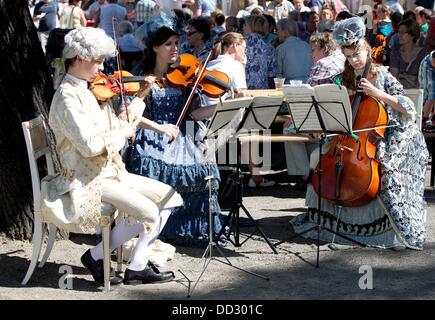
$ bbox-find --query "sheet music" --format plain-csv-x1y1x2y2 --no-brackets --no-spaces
242,96,283,130
314,84,352,133
203,107,244,163
206,97,252,137
203,94,284,162
283,86,323,132
283,84,352,133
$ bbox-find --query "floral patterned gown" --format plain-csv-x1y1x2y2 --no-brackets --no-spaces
125,85,222,247
245,32,277,89
292,66,429,249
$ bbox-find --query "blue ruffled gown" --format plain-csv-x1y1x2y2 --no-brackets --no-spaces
125,85,222,247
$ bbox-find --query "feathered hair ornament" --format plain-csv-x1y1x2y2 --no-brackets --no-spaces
133,11,178,49
332,17,366,47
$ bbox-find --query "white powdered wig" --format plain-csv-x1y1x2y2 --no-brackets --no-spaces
62,27,116,61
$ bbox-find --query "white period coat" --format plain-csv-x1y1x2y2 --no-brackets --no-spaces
41,74,182,233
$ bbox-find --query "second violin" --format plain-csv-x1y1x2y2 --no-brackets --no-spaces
166,53,230,98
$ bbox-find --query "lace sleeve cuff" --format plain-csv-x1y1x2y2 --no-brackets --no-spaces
102,130,125,157
396,95,416,122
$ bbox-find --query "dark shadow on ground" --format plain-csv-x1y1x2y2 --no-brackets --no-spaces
120,242,435,300
0,253,100,292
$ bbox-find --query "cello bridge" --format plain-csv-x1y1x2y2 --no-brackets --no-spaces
336,144,353,152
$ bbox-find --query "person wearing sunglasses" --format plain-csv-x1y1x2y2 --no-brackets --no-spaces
180,17,215,63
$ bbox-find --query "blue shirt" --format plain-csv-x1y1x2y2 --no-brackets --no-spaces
276,36,313,83
196,0,215,16
99,3,128,38
34,0,58,32
118,33,144,52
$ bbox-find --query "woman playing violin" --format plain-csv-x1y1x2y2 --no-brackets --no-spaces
125,25,223,247
292,17,429,250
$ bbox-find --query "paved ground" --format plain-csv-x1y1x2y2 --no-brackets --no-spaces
1,169,435,301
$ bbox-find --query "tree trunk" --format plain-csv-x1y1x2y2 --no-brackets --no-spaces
0,0,53,239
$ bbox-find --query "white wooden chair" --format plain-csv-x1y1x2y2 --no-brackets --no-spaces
21,115,120,292
404,88,424,129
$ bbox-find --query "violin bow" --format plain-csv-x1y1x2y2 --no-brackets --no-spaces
112,17,130,123
175,48,216,128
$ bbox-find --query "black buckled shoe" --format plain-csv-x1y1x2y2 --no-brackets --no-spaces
80,249,123,285
123,262,175,285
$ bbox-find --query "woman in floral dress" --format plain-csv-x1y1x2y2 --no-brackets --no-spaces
243,15,277,89
292,18,429,250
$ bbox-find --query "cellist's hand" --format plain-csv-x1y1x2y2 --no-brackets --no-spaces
358,78,381,99
283,118,293,129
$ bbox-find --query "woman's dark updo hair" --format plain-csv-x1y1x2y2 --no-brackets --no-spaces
144,26,179,74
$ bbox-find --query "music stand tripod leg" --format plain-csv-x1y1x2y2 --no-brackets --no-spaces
215,137,277,254
239,203,278,254
187,162,269,298
273,135,326,266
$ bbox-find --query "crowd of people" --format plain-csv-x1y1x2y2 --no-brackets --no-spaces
27,0,435,287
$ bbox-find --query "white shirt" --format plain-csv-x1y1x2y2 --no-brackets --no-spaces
202,54,247,106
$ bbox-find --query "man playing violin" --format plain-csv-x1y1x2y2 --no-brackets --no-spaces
44,27,183,286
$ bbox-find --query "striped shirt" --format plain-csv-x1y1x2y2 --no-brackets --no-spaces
308,50,346,86
135,0,156,23
419,52,435,101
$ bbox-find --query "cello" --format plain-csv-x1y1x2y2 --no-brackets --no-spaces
312,59,388,207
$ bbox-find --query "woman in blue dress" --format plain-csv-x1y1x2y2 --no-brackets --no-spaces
125,26,223,247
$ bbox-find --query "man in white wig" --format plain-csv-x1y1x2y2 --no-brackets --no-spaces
43,27,183,285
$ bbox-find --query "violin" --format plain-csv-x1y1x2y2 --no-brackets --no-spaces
166,53,230,98
90,70,148,101
371,34,387,64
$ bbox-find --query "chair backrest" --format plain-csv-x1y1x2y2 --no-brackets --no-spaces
22,115,55,211
404,88,424,129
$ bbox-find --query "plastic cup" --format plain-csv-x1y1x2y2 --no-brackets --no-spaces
290,80,303,86
274,77,285,89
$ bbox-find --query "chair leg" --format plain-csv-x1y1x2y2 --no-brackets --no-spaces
22,214,45,285
115,211,124,273
39,223,57,268
101,216,111,292
116,245,123,273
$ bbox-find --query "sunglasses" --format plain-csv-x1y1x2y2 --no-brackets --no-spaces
186,31,197,36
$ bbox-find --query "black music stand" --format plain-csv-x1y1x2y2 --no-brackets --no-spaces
206,95,283,254
274,84,367,267
186,100,277,298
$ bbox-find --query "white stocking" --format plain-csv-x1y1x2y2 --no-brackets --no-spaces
128,209,172,271
90,219,144,261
